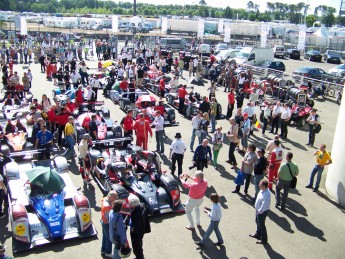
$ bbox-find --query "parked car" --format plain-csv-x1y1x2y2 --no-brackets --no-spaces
214,49,240,64
324,50,341,64
293,67,327,80
273,45,285,58
304,50,322,62
256,60,286,72
214,43,228,54
328,64,345,77
286,49,300,59
92,24,103,30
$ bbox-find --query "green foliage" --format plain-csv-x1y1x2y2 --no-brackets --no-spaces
336,16,345,27
306,15,317,27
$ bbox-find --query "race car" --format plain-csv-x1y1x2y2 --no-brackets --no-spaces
75,111,122,141
165,89,202,118
5,155,97,252
89,145,184,215
145,75,172,96
52,88,76,103
120,95,178,126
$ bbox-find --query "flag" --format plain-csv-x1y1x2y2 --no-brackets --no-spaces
255,120,261,129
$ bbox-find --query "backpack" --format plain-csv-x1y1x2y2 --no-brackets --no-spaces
314,115,321,134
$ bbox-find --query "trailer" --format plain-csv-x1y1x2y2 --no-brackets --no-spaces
167,19,198,36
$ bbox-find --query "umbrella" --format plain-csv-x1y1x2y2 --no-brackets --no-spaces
102,60,114,68
136,95,156,103
26,166,66,193
76,112,102,128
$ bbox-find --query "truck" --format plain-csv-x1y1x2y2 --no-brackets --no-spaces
233,47,274,66
224,23,260,38
167,19,198,36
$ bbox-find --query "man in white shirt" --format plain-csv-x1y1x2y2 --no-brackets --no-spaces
169,132,186,176
117,66,125,79
90,76,100,100
193,58,198,76
152,110,165,154
169,76,179,90
250,179,271,244
86,85,95,110
78,61,89,85
280,103,291,139
270,102,283,134
66,51,74,63
190,111,202,152
70,70,81,88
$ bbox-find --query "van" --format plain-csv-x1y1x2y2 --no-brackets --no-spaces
233,47,274,66
119,21,130,32
140,22,153,33
273,45,285,58
199,44,211,57
215,49,240,64
160,38,186,50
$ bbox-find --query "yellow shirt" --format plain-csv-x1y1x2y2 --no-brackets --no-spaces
316,150,332,166
64,122,75,136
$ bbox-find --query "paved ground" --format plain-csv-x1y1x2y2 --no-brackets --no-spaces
1,57,345,259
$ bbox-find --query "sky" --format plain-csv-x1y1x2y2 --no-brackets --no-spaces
136,0,340,14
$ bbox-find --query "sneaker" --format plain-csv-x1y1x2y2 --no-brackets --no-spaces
105,253,113,258
305,185,313,189
0,212,6,219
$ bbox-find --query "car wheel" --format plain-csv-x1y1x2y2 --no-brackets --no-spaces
308,99,315,107
297,117,306,127
327,88,335,97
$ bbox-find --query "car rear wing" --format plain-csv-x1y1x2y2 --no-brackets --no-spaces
80,101,105,106
9,147,59,157
91,137,132,146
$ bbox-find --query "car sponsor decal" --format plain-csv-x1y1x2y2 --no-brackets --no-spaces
15,224,26,236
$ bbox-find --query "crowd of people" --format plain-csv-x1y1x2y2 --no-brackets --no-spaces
0,32,335,258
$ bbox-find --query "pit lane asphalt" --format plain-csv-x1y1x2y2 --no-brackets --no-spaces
1,57,345,259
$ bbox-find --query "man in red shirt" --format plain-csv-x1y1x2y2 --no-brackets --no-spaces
55,107,70,145
177,84,188,114
119,77,129,93
65,98,77,114
133,113,152,150
155,101,165,115
159,76,166,100
47,105,56,133
226,89,235,118
180,171,208,231
120,109,134,137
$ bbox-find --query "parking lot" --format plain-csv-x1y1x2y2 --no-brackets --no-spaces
1,55,345,259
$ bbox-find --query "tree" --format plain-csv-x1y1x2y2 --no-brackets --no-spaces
199,0,207,5
223,6,233,19
306,14,317,27
336,15,345,26
247,1,254,11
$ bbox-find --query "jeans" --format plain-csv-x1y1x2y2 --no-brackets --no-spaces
262,118,268,134
113,245,120,259
201,220,223,244
308,165,324,189
275,179,291,208
185,198,203,228
62,135,75,159
228,142,237,165
101,222,112,254
255,210,268,242
210,115,216,132
200,131,207,145
281,120,288,138
155,130,164,153
236,173,251,193
241,135,248,149
254,174,265,198
179,68,184,78
190,129,197,150
308,125,315,145
226,104,234,118
271,117,280,134
0,189,4,214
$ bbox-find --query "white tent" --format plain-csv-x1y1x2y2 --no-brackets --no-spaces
313,26,330,47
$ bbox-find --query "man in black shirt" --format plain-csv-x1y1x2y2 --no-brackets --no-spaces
198,96,210,114
253,148,267,199
137,66,144,89
39,55,45,72
89,114,98,140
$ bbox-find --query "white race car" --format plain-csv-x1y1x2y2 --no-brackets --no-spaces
5,155,97,252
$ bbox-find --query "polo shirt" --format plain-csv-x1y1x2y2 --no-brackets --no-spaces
278,161,299,181
316,150,332,166
36,130,53,146
64,122,75,136
170,139,187,154
121,116,134,131
120,81,128,90
178,87,188,98
89,120,98,139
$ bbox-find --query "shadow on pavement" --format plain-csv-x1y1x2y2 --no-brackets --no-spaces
268,210,294,233
316,191,345,213
286,198,308,216
0,219,12,245
214,164,235,181
83,182,101,212
263,243,285,259
282,209,326,241
149,211,185,224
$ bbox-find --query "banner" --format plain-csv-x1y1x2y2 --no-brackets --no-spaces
297,24,306,51
112,15,118,33
20,16,27,35
161,17,168,34
224,23,231,43
218,19,224,34
197,19,204,38
14,15,21,30
260,23,269,48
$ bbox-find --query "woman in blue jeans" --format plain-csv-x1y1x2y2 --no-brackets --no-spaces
195,193,224,247
199,112,210,145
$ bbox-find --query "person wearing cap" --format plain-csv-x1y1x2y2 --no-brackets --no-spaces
152,110,165,154
276,152,299,210
254,148,268,199
212,126,224,167
128,194,151,259
100,191,118,257
241,112,251,153
62,116,76,160
169,132,187,176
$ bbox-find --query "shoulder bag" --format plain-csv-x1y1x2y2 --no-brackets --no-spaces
287,163,297,189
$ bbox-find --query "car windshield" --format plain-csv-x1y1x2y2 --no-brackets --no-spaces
335,64,345,70
217,50,230,59
328,50,341,57
236,52,249,58
296,67,312,73
217,44,227,49
310,50,320,55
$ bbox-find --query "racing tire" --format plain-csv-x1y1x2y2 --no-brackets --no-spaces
297,117,306,127
185,106,191,117
308,99,315,108
327,88,335,98
122,98,131,111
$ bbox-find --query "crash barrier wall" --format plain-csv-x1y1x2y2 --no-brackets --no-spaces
237,64,344,93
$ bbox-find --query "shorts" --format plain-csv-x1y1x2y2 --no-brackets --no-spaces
52,73,57,79
160,90,165,98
